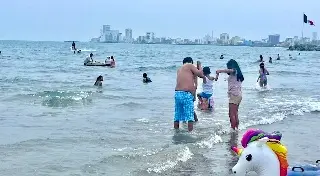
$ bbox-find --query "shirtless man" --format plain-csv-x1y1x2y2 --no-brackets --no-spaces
175,57,204,131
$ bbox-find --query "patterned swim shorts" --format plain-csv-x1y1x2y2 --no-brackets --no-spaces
174,91,194,122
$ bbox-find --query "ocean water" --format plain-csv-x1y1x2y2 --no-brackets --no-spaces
0,41,319,176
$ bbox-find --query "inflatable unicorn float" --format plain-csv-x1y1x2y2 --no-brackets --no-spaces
231,129,320,176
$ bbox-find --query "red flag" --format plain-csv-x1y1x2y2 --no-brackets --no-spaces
308,20,315,26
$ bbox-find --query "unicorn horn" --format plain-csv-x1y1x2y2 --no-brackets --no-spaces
231,146,243,156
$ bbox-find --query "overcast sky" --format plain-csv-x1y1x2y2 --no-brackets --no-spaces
0,0,319,41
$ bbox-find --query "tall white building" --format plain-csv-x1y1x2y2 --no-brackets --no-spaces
145,32,155,43
220,33,229,44
312,32,318,41
100,25,119,43
125,28,133,43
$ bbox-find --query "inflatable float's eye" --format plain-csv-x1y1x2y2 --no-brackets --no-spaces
246,154,252,161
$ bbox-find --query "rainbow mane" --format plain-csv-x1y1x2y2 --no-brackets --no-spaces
240,129,288,176
241,128,282,148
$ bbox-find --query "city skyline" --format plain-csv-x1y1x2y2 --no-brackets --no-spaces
90,24,319,48
0,0,319,41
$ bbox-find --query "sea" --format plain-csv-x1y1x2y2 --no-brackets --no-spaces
0,41,319,176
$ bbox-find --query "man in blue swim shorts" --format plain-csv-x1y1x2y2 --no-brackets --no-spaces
174,57,204,131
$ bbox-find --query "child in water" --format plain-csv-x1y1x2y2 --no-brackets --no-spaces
257,62,269,88
94,75,103,86
197,67,218,110
216,59,244,130
142,73,152,83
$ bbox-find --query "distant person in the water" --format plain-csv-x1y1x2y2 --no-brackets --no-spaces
277,54,280,60
269,57,272,63
259,55,263,62
142,73,152,83
289,54,292,59
175,57,204,131
220,55,224,59
94,75,103,86
72,41,76,50
257,62,269,88
299,53,301,55
105,56,111,65
89,53,94,62
110,56,116,68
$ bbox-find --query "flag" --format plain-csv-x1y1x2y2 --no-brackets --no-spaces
304,14,308,23
303,13,315,26
308,20,315,26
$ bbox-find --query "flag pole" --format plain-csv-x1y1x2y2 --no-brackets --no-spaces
302,12,305,43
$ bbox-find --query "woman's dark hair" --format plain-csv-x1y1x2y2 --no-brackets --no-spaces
226,59,244,82
143,73,147,78
96,75,103,81
260,63,265,73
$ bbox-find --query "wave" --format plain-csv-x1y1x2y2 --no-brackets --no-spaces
31,90,93,107
146,146,193,173
136,65,177,72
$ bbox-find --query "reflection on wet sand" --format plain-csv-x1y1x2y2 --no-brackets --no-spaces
227,131,239,174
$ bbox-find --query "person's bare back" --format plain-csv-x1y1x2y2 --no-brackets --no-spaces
175,64,203,93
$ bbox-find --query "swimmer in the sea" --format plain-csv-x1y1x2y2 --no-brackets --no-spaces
277,54,280,60
259,55,264,62
269,57,272,63
94,75,103,86
257,62,269,88
143,73,152,83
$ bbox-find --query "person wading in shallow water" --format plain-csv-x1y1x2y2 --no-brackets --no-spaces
216,59,244,130
174,57,204,132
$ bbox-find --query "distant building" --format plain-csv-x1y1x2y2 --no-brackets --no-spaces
312,32,318,41
145,32,155,43
284,38,293,46
268,34,280,45
125,28,133,43
220,33,229,45
100,25,119,43
90,37,100,43
230,36,242,45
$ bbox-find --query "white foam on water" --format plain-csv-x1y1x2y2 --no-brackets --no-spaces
136,118,149,123
146,146,193,173
196,134,223,149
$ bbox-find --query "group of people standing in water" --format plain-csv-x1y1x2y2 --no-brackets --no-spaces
174,57,244,131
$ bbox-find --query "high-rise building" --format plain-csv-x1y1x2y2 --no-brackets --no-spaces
220,33,229,44
268,34,280,45
145,32,155,43
100,25,119,43
312,32,318,41
103,25,111,33
125,28,133,42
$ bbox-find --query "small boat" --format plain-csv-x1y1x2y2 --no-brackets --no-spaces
84,61,111,67
84,57,110,66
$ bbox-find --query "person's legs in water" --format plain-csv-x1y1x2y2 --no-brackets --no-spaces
182,92,195,131
229,103,237,130
194,111,198,122
263,79,268,87
229,95,242,130
236,105,240,129
174,93,182,130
